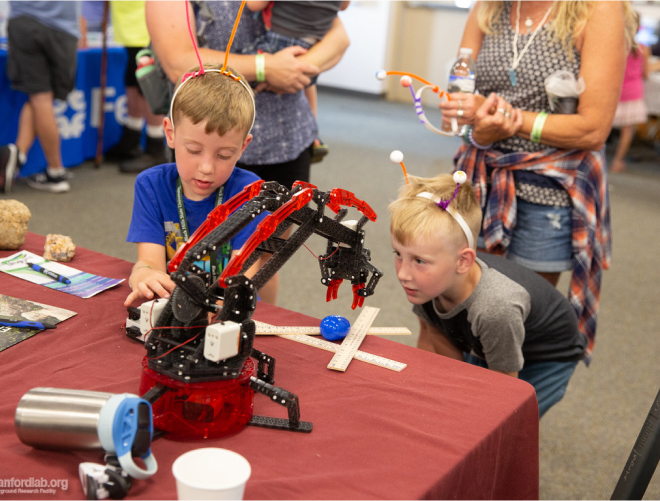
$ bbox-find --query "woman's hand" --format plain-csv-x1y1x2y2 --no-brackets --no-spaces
262,46,320,94
124,267,175,306
471,93,523,145
439,92,487,128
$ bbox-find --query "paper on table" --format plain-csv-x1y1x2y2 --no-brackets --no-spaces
0,250,124,299
0,294,76,351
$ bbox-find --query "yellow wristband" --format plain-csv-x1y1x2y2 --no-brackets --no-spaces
255,54,266,83
531,112,548,143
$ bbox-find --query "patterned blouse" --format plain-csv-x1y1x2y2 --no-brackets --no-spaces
476,2,581,154
475,2,581,206
194,1,317,166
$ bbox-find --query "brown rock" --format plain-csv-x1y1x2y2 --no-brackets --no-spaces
0,200,31,250
43,234,76,262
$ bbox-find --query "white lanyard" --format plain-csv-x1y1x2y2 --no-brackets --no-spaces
510,1,553,86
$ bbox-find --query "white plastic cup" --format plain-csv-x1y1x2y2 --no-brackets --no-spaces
172,448,252,500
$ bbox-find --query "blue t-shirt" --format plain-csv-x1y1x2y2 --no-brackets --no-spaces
127,163,265,274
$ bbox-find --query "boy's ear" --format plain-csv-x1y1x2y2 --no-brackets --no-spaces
456,247,476,275
163,117,175,149
241,133,253,153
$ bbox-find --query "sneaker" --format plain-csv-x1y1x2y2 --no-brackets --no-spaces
26,171,70,193
311,137,329,164
0,143,19,194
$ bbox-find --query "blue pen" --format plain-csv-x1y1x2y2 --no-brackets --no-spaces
0,319,57,330
25,261,72,285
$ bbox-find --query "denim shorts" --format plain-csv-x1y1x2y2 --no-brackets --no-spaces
478,199,573,273
464,353,578,418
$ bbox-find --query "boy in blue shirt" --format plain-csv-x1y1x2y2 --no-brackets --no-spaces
389,173,587,418
124,65,276,306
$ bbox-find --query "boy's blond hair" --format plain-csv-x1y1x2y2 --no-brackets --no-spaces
171,64,255,137
389,174,482,250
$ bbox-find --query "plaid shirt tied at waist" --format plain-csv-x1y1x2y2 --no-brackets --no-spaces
454,144,612,364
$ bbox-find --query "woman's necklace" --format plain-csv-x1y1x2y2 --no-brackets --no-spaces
525,17,533,33
510,0,554,87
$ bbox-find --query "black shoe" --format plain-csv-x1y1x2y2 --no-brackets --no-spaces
311,137,329,164
119,137,166,174
0,144,19,194
105,126,143,161
26,170,70,193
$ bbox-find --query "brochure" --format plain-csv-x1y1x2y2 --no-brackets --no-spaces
0,250,124,299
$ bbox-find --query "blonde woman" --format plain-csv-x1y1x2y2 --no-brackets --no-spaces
438,1,636,364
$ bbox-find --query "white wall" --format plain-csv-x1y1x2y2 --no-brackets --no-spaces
318,1,393,94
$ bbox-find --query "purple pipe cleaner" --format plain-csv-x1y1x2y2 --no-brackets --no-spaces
436,184,460,210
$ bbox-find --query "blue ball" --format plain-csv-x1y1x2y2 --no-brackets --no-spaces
320,315,351,341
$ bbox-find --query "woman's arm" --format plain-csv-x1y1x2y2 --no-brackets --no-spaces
486,1,626,150
146,1,319,92
417,318,464,361
124,242,175,306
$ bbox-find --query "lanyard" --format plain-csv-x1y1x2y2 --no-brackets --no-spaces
175,177,225,281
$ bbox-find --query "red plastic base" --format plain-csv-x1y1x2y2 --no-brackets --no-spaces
139,356,255,440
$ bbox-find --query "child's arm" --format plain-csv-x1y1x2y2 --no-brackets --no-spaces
124,243,176,306
295,16,350,73
246,1,270,12
417,318,464,362
340,1,350,10
228,250,279,305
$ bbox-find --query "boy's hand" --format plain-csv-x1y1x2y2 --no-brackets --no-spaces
124,268,175,307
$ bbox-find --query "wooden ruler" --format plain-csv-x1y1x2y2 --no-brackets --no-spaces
254,320,411,336
327,306,379,372
278,334,406,372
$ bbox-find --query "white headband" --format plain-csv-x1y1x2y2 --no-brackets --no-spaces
416,190,475,250
169,69,256,134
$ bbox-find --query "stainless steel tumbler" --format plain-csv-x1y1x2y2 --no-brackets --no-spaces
15,387,115,450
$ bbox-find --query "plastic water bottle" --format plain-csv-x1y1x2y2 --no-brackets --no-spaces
447,47,476,134
448,47,476,94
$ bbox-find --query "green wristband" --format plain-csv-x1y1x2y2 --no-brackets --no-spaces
255,54,266,83
530,112,548,143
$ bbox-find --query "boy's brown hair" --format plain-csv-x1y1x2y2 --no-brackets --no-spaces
389,174,482,250
171,64,255,137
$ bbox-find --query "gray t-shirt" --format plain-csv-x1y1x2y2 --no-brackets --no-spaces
413,253,586,373
270,1,343,40
9,1,80,39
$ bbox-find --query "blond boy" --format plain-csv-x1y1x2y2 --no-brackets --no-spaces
389,173,586,418
125,65,277,306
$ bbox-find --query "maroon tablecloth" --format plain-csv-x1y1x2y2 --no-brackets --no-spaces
0,234,539,500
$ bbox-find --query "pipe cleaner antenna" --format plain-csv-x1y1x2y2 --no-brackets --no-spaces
185,0,205,77
376,70,458,137
222,0,246,72
170,0,255,132
389,150,409,186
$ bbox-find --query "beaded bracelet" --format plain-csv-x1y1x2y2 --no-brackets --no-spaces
460,125,472,145
255,54,266,83
468,128,493,150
